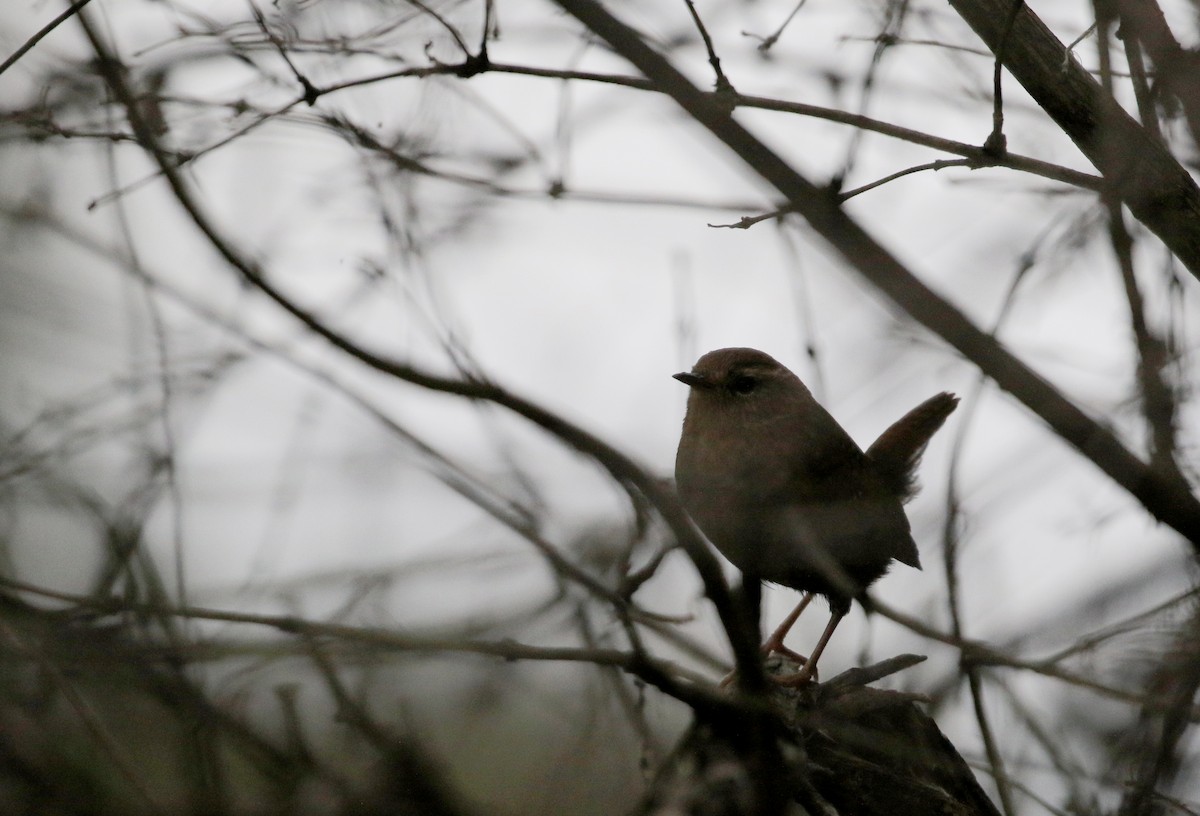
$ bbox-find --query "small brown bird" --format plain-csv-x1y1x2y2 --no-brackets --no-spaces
674,347,958,684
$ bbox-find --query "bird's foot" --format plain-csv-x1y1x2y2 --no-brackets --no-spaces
769,663,819,686
718,654,812,689
716,643,815,690
761,640,808,664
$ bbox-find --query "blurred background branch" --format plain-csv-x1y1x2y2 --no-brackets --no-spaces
1,0,1199,813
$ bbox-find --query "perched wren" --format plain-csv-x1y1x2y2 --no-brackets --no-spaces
674,347,958,684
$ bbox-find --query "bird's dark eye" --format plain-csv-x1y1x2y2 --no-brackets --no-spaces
728,374,758,395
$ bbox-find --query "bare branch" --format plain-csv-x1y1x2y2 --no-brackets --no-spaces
550,0,1200,550
948,0,1200,279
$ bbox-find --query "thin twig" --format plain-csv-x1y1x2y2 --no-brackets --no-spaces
682,0,735,97
743,0,809,53
709,159,976,229
943,447,1016,815
0,0,95,78
1095,15,1185,489
247,0,318,105
867,597,1156,708
984,0,1025,155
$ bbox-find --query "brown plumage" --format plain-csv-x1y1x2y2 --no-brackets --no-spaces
674,347,957,683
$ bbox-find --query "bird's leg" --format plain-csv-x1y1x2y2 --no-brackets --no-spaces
775,607,845,687
760,592,814,663
720,590,816,688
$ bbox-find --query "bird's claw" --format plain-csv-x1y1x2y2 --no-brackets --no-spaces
770,665,818,686
762,641,808,664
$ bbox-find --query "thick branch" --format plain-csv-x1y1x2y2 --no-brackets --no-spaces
549,0,1200,549
948,0,1200,281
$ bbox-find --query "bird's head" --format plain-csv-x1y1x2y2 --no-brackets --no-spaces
674,347,811,418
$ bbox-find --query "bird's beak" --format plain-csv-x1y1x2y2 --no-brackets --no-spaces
673,371,709,388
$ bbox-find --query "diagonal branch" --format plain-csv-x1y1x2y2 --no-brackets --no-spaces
549,0,1200,550
0,0,95,78
947,0,1200,281
72,5,775,702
